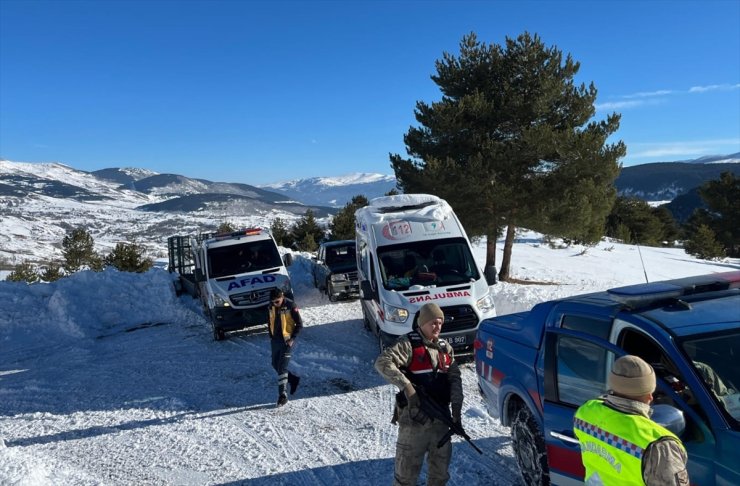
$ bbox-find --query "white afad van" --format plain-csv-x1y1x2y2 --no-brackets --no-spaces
355,194,496,353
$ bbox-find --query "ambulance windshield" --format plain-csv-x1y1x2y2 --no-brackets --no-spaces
377,237,480,290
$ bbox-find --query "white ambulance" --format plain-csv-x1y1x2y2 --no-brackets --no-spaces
355,194,496,353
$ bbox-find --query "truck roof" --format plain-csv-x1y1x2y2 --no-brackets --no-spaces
556,271,740,337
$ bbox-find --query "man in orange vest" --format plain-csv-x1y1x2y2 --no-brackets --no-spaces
267,288,302,407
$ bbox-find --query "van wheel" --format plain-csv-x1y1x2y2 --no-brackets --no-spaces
212,323,225,341
511,405,550,486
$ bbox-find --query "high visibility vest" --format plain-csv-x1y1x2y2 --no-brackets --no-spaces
268,305,296,339
574,399,684,485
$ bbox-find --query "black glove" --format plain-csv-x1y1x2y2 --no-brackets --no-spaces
406,390,428,425
452,404,462,424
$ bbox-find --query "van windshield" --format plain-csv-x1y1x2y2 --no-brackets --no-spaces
377,237,480,290
208,240,282,278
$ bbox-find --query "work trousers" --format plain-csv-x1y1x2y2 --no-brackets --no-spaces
393,417,452,486
270,338,292,396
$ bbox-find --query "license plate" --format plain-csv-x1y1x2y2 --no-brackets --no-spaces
450,335,467,346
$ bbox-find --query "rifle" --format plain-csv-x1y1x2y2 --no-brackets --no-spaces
414,385,483,455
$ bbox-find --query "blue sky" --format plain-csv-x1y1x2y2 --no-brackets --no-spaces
1,0,738,185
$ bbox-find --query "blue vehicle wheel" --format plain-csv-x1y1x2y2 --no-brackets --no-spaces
511,405,550,486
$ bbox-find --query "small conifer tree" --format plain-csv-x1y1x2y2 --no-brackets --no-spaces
270,217,294,248
40,261,64,282
104,242,154,273
62,228,101,273
329,195,368,240
684,224,725,260
6,261,40,283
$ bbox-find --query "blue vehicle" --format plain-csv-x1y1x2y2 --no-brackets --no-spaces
474,271,740,485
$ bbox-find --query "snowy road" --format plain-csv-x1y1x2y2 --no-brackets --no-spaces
0,270,519,485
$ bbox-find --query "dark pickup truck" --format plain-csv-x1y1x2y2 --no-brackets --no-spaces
311,240,359,301
475,271,740,485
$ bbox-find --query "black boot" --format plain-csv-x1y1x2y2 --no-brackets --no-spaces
288,372,300,395
277,394,288,407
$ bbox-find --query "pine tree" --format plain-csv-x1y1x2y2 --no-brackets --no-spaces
104,242,154,273
606,197,665,246
270,217,294,248
62,228,101,273
684,224,725,260
698,172,740,257
391,32,624,282
40,261,64,282
329,195,368,240
291,210,324,251
6,261,39,283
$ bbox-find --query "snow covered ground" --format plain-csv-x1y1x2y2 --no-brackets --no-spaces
1,233,737,485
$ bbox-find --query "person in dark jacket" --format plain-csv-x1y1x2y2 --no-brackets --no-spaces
374,302,463,486
267,288,302,407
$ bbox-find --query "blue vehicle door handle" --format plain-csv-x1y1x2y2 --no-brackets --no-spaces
550,431,580,445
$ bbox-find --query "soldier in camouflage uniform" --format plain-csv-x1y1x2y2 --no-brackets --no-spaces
375,302,463,486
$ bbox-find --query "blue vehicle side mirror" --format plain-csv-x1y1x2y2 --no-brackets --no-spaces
651,404,686,436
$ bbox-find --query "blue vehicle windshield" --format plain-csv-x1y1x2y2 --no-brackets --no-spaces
377,237,480,291
679,330,740,428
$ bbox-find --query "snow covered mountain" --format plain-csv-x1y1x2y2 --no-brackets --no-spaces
0,160,332,268
261,172,398,207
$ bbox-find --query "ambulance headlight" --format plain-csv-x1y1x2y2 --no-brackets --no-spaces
214,294,230,308
476,292,495,314
384,303,409,323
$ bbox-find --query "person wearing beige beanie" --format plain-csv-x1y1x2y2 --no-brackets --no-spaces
374,303,463,486
574,355,689,485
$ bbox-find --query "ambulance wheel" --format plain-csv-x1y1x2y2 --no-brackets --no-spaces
361,306,371,332
511,405,550,486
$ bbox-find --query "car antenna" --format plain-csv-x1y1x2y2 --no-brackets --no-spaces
634,235,649,283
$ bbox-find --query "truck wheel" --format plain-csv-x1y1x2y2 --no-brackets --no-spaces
327,281,338,302
511,405,550,486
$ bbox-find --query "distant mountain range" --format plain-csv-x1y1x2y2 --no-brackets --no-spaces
260,173,397,207
1,153,737,265
0,160,397,266
615,152,740,201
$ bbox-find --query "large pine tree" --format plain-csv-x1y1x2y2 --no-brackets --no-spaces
391,32,624,281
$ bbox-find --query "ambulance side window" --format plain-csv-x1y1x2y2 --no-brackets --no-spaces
369,254,377,290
